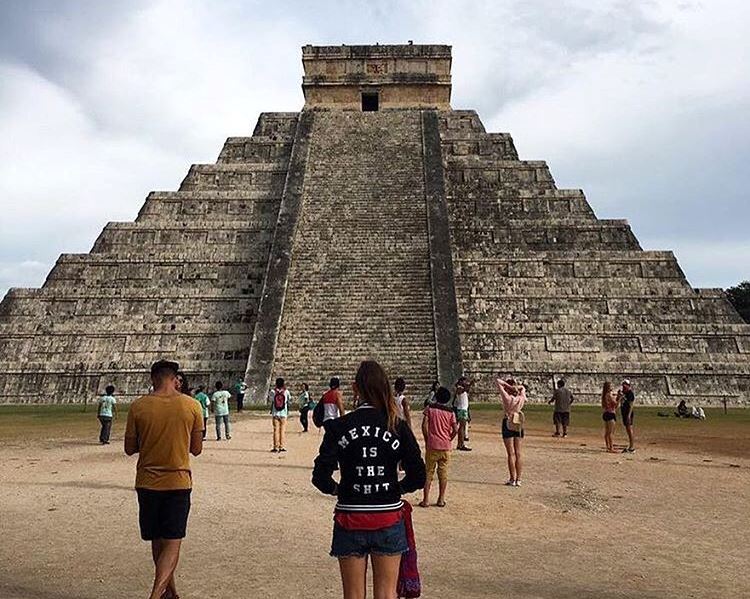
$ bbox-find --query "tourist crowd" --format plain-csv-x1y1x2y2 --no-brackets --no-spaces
100,360,643,599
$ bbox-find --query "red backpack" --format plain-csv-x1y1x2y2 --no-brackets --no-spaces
273,388,287,411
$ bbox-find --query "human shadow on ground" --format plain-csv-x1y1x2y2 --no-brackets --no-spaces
10,479,133,491
0,583,88,599
202,445,279,454
207,459,312,472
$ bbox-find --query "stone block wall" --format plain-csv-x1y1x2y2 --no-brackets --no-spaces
438,110,750,405
1,103,748,406
0,113,298,403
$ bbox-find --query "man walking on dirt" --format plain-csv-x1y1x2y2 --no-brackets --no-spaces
124,360,203,599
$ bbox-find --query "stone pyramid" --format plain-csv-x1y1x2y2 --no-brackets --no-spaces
1,44,748,405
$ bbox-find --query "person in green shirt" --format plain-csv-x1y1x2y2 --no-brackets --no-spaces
234,379,248,412
97,385,117,444
194,385,211,439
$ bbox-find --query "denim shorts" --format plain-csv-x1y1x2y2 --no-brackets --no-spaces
330,519,408,558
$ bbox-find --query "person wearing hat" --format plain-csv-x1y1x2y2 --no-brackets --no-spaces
124,359,204,599
619,379,636,453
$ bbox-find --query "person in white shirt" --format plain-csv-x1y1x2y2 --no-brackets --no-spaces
394,377,412,429
211,381,232,440
454,377,473,451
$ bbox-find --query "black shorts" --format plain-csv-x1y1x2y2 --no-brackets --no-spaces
553,411,570,426
136,488,191,541
502,417,524,439
621,407,634,426
603,412,616,422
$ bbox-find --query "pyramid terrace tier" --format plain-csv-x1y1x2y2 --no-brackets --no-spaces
450,221,641,253
179,163,290,192
459,296,741,324
454,251,688,279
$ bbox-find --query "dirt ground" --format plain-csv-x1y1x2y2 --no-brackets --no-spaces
0,406,748,599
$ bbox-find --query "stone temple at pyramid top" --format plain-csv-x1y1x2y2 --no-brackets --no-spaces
301,43,452,110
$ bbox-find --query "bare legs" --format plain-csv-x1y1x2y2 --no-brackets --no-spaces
513,437,522,481
421,476,433,507
503,437,523,483
604,420,616,451
371,554,401,599
339,554,400,599
624,422,635,451
422,470,448,507
457,420,469,449
149,539,181,599
339,556,367,599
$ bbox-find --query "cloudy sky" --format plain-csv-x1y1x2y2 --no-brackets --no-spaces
1,0,748,298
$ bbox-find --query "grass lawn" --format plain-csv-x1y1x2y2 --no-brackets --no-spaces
1,401,747,457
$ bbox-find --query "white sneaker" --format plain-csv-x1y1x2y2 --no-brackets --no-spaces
505,479,515,486
515,480,522,487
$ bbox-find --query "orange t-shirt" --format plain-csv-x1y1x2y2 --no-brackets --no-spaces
125,393,203,490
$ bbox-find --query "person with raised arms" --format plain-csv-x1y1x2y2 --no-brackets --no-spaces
496,375,527,487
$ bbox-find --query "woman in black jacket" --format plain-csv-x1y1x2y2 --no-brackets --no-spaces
313,360,426,599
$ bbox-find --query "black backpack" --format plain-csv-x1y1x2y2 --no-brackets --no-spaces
312,395,326,428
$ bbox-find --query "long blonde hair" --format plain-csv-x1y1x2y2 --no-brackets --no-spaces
355,360,398,431
601,381,612,408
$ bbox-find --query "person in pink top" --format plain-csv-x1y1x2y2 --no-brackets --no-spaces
496,376,527,487
419,386,458,508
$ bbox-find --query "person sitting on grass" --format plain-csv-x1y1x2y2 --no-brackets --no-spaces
676,399,689,418
420,386,458,508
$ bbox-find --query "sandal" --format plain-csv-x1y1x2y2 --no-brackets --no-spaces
418,500,429,508
436,500,446,508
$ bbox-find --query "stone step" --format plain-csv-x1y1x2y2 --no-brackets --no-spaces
459,322,750,335
251,112,300,138
217,137,294,163
179,163,289,192
468,359,750,376
441,133,519,160
272,110,438,389
458,280,695,297
450,223,641,252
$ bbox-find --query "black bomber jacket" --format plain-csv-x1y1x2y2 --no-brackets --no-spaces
312,405,426,512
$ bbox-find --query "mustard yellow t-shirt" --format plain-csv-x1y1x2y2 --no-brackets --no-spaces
125,393,203,490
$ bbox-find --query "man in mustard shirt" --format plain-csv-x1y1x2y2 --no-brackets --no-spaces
125,360,203,599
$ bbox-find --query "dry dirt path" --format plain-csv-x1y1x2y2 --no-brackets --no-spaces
0,412,748,598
